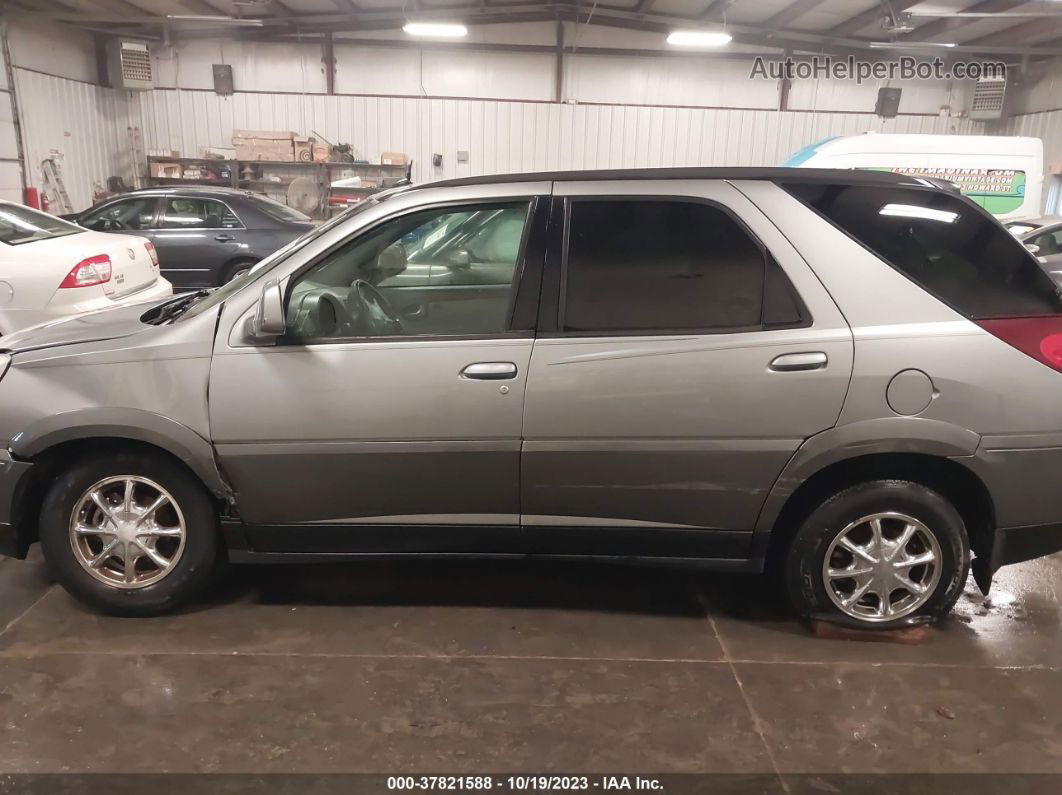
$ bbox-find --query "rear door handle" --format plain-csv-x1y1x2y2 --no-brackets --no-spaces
461,362,518,380
769,352,828,372
215,234,235,242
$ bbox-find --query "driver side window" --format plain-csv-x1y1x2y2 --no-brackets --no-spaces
81,197,158,232
286,201,531,340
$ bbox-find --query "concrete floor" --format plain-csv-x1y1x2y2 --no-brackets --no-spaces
0,548,1060,783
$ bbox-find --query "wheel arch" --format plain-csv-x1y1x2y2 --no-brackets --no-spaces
10,408,228,498
755,418,993,570
219,255,260,283
6,409,230,556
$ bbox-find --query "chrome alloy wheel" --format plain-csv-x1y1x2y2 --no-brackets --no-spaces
69,476,187,589
822,512,942,623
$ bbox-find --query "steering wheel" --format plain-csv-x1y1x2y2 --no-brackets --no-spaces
347,279,403,336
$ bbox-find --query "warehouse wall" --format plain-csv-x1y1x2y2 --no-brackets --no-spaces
5,19,138,211
135,89,983,186
0,23,23,203
137,36,981,186
987,59,1062,214
3,21,990,210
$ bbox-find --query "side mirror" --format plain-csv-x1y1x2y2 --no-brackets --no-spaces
244,278,286,340
446,248,472,270
1026,243,1041,255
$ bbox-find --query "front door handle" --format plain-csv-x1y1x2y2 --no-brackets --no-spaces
769,352,828,372
461,362,518,380
215,234,235,242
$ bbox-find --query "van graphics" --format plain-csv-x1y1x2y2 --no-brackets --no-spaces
864,167,1026,215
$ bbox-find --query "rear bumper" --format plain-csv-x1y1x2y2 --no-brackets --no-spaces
961,438,1062,591
0,448,35,559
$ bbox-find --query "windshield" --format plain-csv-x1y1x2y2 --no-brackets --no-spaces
248,195,312,224
0,203,82,245
177,192,405,322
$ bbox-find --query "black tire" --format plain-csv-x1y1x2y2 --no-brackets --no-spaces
38,451,219,616
784,479,970,627
220,258,257,285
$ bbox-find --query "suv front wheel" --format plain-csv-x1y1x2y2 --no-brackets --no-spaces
784,480,970,627
38,450,219,616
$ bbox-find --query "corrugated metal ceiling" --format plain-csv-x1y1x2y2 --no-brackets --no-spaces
9,0,1062,54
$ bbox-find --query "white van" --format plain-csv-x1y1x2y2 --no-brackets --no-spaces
783,133,1043,220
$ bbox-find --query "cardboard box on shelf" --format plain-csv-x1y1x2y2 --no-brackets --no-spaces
381,152,409,166
150,162,182,179
149,149,180,159
233,130,296,162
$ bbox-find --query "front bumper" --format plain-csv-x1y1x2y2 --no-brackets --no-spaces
0,448,35,559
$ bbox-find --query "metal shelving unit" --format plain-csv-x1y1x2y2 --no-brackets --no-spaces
145,156,410,218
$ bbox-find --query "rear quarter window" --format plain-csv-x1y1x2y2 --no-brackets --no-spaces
783,182,1062,319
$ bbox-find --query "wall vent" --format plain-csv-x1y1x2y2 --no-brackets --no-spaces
108,40,153,91
969,75,1007,120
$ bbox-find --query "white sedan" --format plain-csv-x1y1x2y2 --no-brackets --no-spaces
0,200,172,335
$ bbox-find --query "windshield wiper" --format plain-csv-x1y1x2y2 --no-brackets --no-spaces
147,290,212,325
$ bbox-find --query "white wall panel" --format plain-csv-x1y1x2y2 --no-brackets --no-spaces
993,110,1062,213
153,40,327,94
6,19,97,84
1009,60,1062,115
789,76,973,115
567,56,779,108
0,30,21,203
13,70,138,212
135,89,984,185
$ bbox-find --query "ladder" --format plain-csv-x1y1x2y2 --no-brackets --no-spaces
40,157,73,215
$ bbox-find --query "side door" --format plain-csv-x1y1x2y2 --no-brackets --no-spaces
208,188,549,554
520,180,854,560
153,197,245,288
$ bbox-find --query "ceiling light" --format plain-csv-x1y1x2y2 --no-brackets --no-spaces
403,22,468,38
868,41,957,48
666,30,733,47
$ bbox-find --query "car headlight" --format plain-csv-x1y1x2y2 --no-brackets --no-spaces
0,353,10,381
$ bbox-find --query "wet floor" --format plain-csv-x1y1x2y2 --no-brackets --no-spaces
0,548,1059,780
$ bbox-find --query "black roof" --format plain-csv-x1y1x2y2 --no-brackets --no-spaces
417,166,959,192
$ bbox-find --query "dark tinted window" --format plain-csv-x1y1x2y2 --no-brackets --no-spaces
563,200,797,332
785,183,1062,319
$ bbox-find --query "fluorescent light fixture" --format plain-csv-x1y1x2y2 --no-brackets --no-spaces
403,22,468,38
879,203,959,223
666,30,733,47
165,15,264,26
868,41,957,48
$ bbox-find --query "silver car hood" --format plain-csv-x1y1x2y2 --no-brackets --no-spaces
0,301,167,354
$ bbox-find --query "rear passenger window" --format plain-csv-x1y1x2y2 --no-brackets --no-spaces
785,183,1062,319
159,198,242,230
563,200,803,333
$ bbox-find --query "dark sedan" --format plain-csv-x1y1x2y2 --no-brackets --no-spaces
68,187,315,288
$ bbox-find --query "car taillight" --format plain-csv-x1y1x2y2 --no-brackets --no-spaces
144,241,159,266
59,255,112,288
977,316,1062,372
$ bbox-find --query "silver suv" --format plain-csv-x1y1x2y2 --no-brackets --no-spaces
2,168,1061,627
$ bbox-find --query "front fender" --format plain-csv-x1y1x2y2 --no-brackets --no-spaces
9,407,230,499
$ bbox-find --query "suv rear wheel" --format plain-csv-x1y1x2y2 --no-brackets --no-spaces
38,451,219,616
784,480,970,627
